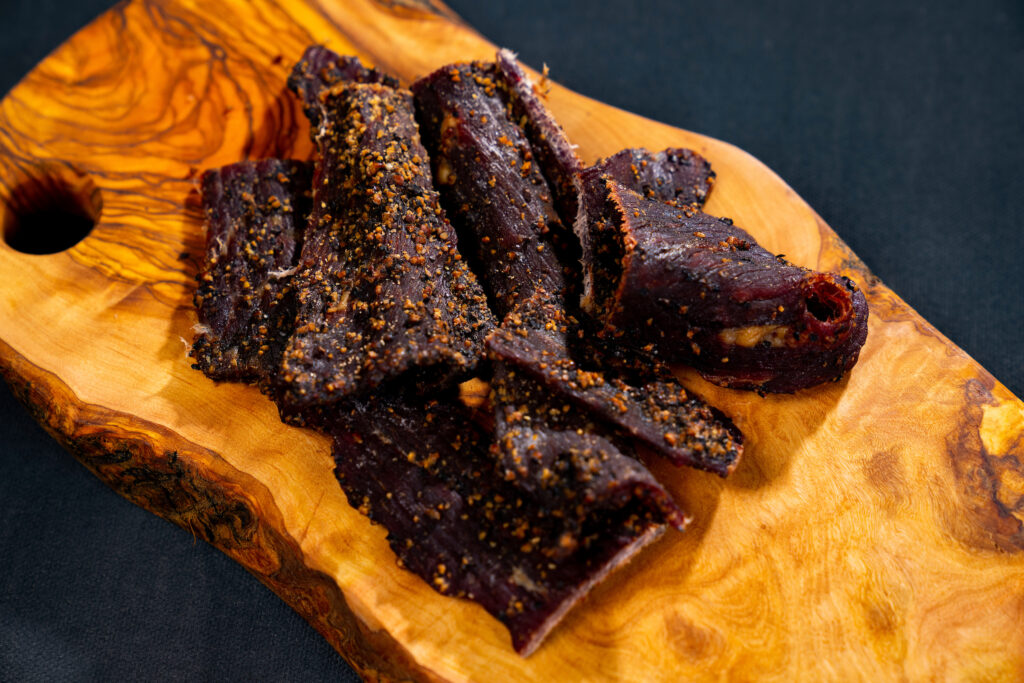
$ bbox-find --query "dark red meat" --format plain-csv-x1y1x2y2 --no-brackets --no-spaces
487,295,742,475
321,394,683,656
495,49,583,226
412,61,569,319
588,147,715,208
576,174,869,393
287,46,398,131
278,82,494,408
191,159,312,385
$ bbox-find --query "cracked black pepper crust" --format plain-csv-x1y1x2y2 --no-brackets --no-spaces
191,159,312,385
278,82,495,408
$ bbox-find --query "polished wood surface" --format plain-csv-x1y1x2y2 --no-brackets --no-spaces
0,0,1021,679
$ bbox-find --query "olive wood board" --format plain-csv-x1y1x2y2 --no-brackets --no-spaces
0,0,1021,680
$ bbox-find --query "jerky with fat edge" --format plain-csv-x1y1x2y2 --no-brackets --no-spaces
279,83,494,408
321,394,684,656
191,159,312,384
576,174,869,393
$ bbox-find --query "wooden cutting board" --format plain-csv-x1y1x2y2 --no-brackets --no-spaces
1,0,1021,679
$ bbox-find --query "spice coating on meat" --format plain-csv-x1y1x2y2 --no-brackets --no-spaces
191,159,312,384
488,296,742,475
278,83,494,408
495,49,583,227
413,56,743,472
576,174,869,393
590,147,715,208
287,46,399,131
322,394,683,655
412,61,571,319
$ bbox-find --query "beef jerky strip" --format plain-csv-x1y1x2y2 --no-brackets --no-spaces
488,295,742,476
287,45,398,131
278,82,494,408
495,49,583,229
576,175,869,393
590,147,715,209
321,394,684,655
413,60,742,470
412,61,568,319
191,159,312,384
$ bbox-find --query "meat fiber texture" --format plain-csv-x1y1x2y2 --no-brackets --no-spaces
576,168,869,393
190,156,686,654
277,79,495,409
488,296,742,476
495,49,583,228
188,48,752,658
191,159,312,385
592,147,716,209
321,394,684,656
413,55,742,474
412,61,569,319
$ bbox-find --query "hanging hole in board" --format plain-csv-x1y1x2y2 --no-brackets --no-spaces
2,164,101,255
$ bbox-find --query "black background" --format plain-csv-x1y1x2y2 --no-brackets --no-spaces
1,0,1020,680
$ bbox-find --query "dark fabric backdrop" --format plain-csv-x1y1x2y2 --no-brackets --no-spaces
1,0,1020,680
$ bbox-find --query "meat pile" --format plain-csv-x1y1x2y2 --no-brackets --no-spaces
190,46,868,655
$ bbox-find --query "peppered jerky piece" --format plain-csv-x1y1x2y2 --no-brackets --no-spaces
191,159,312,384
495,49,583,228
321,394,684,656
487,295,743,476
279,83,494,408
412,61,569,319
589,147,715,209
576,175,869,393
490,363,691,521
287,45,399,131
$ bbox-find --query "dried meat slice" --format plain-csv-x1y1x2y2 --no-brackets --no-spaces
287,45,399,131
495,49,583,227
576,174,869,393
412,61,742,470
488,296,742,476
588,147,715,208
279,83,494,408
191,159,312,384
321,394,684,656
412,61,569,319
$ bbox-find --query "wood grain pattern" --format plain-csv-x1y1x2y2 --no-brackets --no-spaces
0,0,1021,680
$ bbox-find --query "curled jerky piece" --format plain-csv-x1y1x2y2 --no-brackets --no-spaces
577,174,869,393
590,147,715,208
191,159,312,384
279,83,494,408
488,296,742,476
287,46,398,131
495,49,583,226
412,61,568,319
322,394,683,656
